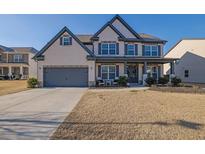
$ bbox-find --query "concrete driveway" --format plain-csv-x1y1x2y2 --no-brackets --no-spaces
0,88,87,140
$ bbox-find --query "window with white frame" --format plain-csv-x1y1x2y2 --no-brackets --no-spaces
144,45,158,56
127,44,135,55
101,43,116,55
101,65,116,80
13,54,23,62
62,37,70,45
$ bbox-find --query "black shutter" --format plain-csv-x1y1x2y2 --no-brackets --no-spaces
98,43,101,55
69,37,72,45
124,44,128,55
60,37,63,45
142,45,145,56
116,65,119,77
158,45,161,57
135,44,138,56
98,65,101,77
116,43,119,55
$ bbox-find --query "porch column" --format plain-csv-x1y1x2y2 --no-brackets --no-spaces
20,66,23,75
8,66,12,76
143,61,147,85
20,66,23,79
124,61,128,77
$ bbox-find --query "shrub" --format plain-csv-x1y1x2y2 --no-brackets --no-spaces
171,77,181,87
145,77,156,86
27,78,38,88
158,76,169,85
117,76,128,86
4,75,10,80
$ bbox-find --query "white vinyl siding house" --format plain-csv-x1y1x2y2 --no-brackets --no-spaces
164,39,205,83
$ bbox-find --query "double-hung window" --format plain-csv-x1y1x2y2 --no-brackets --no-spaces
144,45,158,56
62,37,71,45
127,44,135,55
101,43,116,55
14,54,23,62
101,65,116,80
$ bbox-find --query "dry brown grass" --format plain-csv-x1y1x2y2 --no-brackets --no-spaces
0,80,28,96
52,90,205,140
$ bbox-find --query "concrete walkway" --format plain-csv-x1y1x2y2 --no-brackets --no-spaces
0,88,87,140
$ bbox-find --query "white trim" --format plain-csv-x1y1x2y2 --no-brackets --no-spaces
13,54,23,62
144,45,158,56
101,43,117,55
62,36,70,45
126,44,135,56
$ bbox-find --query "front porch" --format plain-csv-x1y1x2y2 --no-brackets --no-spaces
0,64,29,80
93,57,178,86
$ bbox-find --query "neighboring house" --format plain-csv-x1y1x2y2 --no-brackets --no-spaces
0,45,38,79
164,38,205,83
34,15,176,87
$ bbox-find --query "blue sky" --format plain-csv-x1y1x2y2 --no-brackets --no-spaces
0,14,205,53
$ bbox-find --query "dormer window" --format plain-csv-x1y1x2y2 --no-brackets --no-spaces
61,36,72,46
63,37,70,45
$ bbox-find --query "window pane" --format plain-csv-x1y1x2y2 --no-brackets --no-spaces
109,44,116,49
102,73,108,80
109,66,115,73
109,73,115,80
145,46,151,56
128,44,134,50
63,37,70,45
127,44,134,55
109,44,116,55
152,46,158,56
102,44,109,55
102,66,108,73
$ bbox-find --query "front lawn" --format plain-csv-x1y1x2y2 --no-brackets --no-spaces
0,80,28,96
52,89,205,140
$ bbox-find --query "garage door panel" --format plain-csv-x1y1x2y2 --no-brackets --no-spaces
43,67,88,87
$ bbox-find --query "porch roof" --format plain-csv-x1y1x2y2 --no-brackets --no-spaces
87,56,179,64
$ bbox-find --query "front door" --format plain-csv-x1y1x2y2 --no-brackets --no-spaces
127,65,138,83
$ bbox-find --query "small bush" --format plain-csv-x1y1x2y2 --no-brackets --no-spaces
27,78,38,88
171,77,181,87
145,77,156,86
158,76,169,85
3,75,10,80
117,76,128,86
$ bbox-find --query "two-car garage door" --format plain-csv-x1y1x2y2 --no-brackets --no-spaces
43,67,88,87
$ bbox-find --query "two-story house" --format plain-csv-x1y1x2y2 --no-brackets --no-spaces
0,45,38,79
34,15,177,87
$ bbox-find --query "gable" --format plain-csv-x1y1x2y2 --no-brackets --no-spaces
98,26,122,41
42,31,91,65
34,27,94,59
165,39,205,58
112,19,136,38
